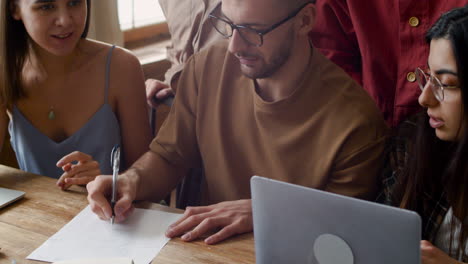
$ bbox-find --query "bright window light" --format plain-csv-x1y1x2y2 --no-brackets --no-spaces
118,0,166,30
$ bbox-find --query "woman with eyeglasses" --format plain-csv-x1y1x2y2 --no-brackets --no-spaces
382,6,468,263
0,0,151,189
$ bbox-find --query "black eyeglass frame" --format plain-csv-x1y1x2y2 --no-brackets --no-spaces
208,2,312,47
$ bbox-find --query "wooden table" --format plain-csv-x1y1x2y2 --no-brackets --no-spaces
0,165,255,264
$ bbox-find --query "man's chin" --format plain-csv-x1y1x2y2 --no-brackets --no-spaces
241,72,257,79
240,65,264,79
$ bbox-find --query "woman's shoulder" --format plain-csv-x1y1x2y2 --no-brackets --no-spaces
79,39,141,68
78,40,143,87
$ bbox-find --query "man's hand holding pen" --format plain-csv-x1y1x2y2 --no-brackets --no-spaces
87,170,138,223
87,144,138,224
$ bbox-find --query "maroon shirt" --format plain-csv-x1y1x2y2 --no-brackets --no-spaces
310,0,468,127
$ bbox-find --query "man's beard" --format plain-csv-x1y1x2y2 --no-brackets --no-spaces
237,30,294,79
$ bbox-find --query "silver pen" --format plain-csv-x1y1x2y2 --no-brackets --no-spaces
110,144,121,225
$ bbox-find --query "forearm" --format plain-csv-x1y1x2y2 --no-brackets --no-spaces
126,150,188,202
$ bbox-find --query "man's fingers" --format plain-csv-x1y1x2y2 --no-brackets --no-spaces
88,193,112,220
205,223,240,245
114,193,134,222
145,79,172,108
146,79,168,97
168,206,211,228
166,214,205,238
166,207,212,238
155,88,173,99
147,98,158,109
150,89,173,108
87,176,113,220
181,217,228,242
115,203,134,223
116,206,134,223
166,200,253,243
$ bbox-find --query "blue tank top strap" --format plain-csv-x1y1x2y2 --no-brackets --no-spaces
104,45,116,104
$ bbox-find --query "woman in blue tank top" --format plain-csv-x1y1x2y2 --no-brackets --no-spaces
0,0,151,190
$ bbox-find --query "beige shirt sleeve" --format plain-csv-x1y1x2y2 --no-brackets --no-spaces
325,121,388,200
158,0,223,89
150,54,202,168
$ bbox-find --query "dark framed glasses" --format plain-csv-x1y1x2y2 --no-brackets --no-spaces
209,2,311,47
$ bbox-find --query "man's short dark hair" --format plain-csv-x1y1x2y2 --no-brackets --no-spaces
277,0,315,13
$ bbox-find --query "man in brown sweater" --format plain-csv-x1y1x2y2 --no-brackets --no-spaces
88,0,387,245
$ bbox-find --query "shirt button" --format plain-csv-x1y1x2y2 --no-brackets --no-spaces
407,72,416,82
409,17,420,27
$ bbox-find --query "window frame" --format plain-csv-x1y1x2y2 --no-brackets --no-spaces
123,22,169,45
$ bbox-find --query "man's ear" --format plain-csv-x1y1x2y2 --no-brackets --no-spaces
297,4,316,35
10,0,22,21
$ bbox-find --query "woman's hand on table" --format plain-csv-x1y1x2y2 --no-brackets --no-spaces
420,240,463,264
56,151,101,190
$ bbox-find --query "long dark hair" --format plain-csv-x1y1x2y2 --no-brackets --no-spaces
0,0,91,108
395,6,468,260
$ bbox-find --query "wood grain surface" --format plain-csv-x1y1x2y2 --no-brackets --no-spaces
0,166,255,264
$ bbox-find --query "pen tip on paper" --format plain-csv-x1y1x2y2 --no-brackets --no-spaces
111,217,114,225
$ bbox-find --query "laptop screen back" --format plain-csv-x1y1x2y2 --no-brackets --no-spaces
0,187,25,209
251,176,421,264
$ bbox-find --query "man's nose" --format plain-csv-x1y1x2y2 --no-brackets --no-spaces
228,29,250,55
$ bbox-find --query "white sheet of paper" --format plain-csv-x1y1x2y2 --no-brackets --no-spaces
27,205,182,264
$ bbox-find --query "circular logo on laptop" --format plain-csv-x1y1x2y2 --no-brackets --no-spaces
309,234,354,264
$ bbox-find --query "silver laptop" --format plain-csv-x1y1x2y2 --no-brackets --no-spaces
251,176,421,264
0,187,25,209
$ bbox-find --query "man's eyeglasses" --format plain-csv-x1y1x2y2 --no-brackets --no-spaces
415,67,459,102
209,2,312,47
